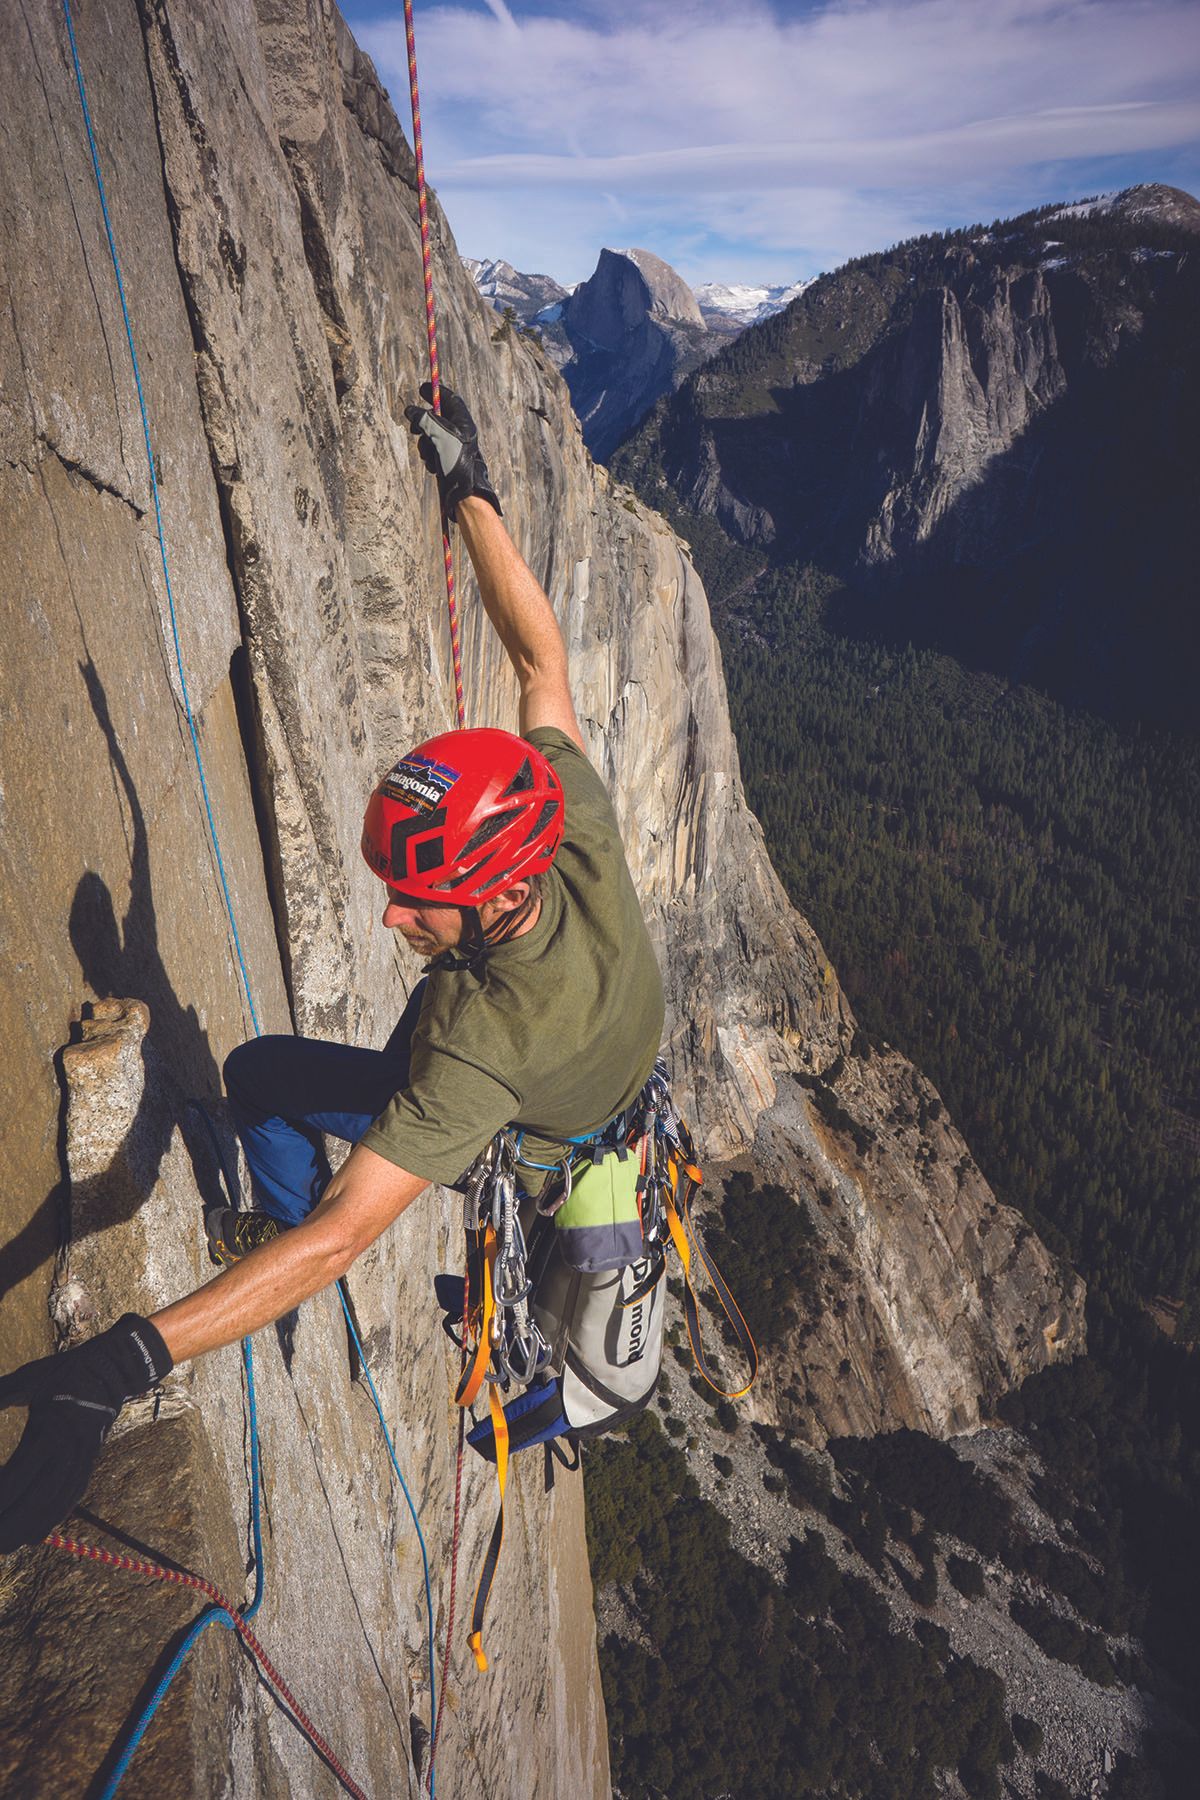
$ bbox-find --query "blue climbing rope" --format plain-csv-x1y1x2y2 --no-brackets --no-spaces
101,1612,236,1800
97,1333,261,1800
62,0,260,1040
338,1286,439,1733
184,1102,266,1615
60,1,438,1789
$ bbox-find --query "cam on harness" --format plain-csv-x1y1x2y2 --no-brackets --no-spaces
442,1056,758,1668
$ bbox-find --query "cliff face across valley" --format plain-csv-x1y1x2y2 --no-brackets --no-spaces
526,245,719,460
0,3,1080,1795
616,184,1200,725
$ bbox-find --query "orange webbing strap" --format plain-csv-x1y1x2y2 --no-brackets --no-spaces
454,1222,511,1670
455,1225,498,1410
467,1382,509,1671
665,1157,759,1401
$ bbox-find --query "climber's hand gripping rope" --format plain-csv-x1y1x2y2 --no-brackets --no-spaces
0,1314,172,1553
405,382,502,522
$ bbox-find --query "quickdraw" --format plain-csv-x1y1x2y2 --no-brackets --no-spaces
456,1136,555,1403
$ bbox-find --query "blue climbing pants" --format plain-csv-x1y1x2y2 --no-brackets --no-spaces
223,982,427,1226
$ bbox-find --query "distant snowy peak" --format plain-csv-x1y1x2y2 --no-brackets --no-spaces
462,257,569,324
1043,193,1121,223
1044,183,1200,234
462,254,813,337
693,278,814,329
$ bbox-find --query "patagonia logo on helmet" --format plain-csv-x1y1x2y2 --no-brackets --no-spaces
382,753,459,817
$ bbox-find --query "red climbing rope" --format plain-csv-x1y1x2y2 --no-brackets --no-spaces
426,1268,472,1790
427,1410,465,1791
403,0,466,730
404,4,466,1774
47,1534,369,1800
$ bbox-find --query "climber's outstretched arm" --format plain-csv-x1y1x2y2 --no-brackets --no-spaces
150,1145,426,1363
405,384,583,749
456,495,583,748
0,1147,425,1549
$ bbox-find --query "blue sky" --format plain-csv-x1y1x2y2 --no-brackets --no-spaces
345,1,1200,288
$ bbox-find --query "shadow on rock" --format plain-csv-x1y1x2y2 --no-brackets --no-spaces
0,660,233,1304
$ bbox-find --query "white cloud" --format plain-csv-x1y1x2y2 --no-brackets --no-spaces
353,0,1200,281
433,101,1200,189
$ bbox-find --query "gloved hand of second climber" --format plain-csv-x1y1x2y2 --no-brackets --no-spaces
0,1313,173,1553
405,382,502,522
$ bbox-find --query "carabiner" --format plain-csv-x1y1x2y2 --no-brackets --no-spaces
535,1154,574,1217
504,1323,553,1386
494,1261,533,1307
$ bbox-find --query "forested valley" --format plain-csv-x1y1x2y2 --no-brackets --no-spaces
581,190,1198,1797
584,516,1198,1800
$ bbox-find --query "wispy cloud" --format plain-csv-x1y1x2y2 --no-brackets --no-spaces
480,0,518,29
350,0,1200,283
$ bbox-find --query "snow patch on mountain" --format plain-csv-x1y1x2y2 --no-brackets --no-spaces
463,254,814,339
1044,193,1121,222
694,278,814,327
462,257,569,323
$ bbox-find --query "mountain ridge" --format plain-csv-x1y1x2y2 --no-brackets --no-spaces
462,250,811,331
463,248,818,450
612,183,1200,727
550,245,718,458
463,254,569,321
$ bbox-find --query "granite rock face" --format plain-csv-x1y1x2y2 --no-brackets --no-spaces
1,2,1079,1794
740,1050,1084,1446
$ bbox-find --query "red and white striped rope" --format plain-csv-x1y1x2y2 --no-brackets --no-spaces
403,0,466,730
46,1534,369,1800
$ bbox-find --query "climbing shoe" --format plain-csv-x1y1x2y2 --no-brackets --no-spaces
205,1206,283,1267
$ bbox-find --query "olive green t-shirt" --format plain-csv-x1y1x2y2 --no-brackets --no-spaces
360,727,665,1190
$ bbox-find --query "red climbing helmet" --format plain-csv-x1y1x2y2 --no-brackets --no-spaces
361,727,564,906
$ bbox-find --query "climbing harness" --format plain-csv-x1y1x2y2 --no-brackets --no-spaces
446,1059,759,1666
53,4,438,1793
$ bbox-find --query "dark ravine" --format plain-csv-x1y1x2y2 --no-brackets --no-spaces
1,4,1079,1795
605,185,1198,1797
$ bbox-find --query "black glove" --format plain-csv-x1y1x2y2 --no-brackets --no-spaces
405,382,502,522
0,1313,173,1553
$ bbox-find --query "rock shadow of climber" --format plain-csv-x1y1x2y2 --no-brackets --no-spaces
0,659,231,1308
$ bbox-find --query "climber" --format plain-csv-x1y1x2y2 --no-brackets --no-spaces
0,387,666,1554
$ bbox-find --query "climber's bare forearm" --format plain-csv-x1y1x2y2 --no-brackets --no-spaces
456,496,584,747
151,1147,427,1364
